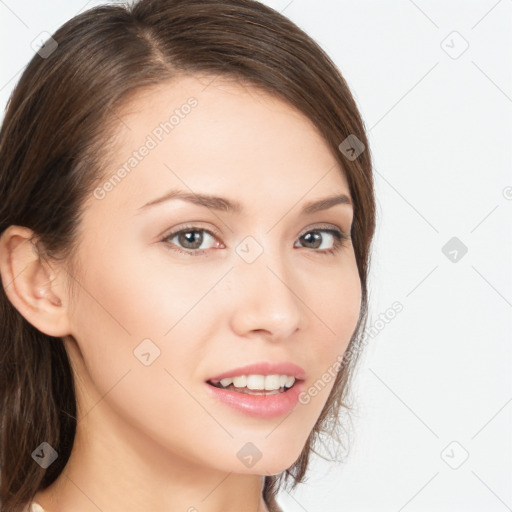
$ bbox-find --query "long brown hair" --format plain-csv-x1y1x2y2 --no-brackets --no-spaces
0,1,376,510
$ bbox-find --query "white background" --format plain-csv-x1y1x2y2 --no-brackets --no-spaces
1,1,511,511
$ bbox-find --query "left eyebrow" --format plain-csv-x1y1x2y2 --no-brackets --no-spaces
136,188,352,215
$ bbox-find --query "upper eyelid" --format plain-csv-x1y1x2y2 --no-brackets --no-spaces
162,223,350,248
163,222,348,238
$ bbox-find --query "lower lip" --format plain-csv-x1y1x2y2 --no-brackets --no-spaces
205,380,305,419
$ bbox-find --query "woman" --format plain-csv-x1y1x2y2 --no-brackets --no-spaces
0,0,375,511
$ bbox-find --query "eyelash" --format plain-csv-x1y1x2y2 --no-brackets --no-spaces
160,224,350,257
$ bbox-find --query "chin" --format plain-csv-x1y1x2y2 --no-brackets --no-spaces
238,446,304,477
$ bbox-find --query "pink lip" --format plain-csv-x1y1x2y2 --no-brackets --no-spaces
206,361,307,382
204,379,305,419
204,361,307,419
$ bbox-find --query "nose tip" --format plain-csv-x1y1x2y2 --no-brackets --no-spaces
229,258,303,341
251,316,299,342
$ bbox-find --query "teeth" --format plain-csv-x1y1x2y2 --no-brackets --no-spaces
285,376,295,388
214,374,296,391
233,375,247,388
264,375,280,390
247,375,265,390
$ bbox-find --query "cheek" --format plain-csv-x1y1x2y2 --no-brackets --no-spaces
311,253,362,346
65,244,168,396
66,250,220,462
66,242,220,401
71,241,208,340
298,256,361,406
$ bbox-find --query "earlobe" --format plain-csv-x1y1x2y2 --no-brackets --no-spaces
0,225,71,337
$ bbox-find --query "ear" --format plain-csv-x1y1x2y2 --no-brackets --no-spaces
0,225,72,337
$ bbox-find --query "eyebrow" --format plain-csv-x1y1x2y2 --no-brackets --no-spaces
136,188,352,215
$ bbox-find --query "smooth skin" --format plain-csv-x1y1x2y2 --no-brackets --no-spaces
0,74,361,512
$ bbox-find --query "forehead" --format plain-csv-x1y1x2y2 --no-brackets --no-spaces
88,74,350,216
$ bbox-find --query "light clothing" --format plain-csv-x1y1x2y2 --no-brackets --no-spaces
23,502,46,512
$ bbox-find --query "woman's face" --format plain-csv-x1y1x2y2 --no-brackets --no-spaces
62,74,361,475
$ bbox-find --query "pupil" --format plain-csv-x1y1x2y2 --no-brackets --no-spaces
180,231,202,249
303,232,321,249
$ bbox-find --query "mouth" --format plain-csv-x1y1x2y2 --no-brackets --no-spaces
203,362,307,418
206,375,300,396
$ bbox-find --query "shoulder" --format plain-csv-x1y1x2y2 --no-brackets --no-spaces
23,502,46,512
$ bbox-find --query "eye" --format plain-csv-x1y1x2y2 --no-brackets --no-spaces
161,225,221,256
160,224,350,257
295,227,350,256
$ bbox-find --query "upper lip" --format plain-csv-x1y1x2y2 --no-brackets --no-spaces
207,361,307,382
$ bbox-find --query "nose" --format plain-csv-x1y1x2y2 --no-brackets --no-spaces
228,245,304,341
